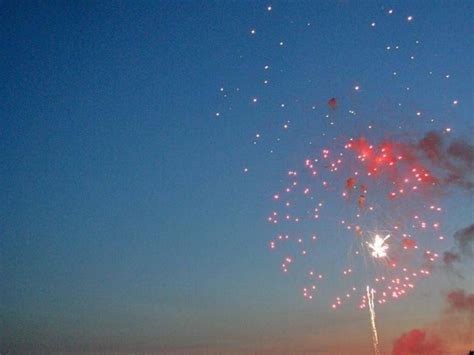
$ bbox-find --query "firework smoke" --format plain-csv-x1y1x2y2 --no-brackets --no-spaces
443,224,474,268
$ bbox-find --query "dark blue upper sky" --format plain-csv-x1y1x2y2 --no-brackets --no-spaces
1,1,472,353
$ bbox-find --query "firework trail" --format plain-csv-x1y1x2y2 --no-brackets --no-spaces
367,285,380,355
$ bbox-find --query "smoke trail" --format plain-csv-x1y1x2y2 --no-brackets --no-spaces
367,286,380,355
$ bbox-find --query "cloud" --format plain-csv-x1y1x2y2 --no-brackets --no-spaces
392,329,444,355
418,131,445,162
417,131,474,191
447,139,474,167
443,224,474,268
453,224,474,257
392,289,474,354
446,289,474,313
442,251,460,266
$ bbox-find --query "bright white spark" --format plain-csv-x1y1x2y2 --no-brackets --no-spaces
367,234,390,258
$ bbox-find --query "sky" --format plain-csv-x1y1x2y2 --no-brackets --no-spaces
1,1,473,354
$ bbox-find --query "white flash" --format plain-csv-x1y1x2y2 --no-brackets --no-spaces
368,234,390,258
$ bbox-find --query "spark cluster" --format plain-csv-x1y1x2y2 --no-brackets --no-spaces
267,136,446,310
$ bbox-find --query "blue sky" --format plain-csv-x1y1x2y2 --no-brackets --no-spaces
1,1,473,354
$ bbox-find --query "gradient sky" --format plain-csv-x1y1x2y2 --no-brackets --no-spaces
1,1,473,354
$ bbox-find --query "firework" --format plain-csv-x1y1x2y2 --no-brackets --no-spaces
368,235,390,258
213,4,467,353
268,136,445,310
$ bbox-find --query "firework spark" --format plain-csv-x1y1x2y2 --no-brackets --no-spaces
368,234,390,258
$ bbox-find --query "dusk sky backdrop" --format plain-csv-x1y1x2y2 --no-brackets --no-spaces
1,1,473,354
